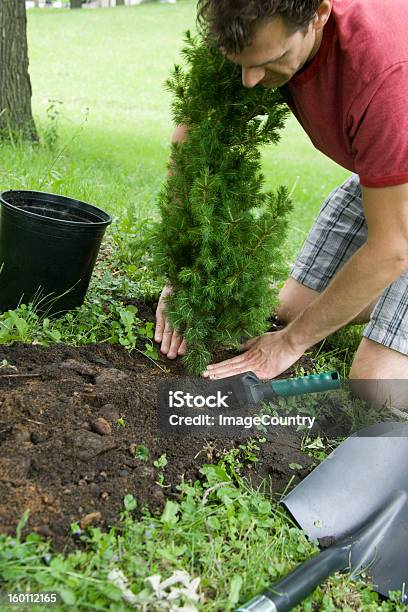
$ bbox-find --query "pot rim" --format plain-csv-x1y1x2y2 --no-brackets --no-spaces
0,189,112,228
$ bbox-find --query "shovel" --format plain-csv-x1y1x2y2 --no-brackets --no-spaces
210,370,341,408
237,421,408,611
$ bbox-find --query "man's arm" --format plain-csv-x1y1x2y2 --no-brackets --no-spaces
154,125,189,359
286,183,408,350
203,183,408,379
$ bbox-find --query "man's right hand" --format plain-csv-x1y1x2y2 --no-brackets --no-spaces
154,284,187,359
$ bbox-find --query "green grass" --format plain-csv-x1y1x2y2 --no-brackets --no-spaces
1,448,404,612
0,0,354,371
23,0,349,253
0,3,380,610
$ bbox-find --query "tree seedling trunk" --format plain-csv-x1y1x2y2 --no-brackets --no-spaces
154,32,292,374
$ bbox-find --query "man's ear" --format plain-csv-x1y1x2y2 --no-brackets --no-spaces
313,0,332,31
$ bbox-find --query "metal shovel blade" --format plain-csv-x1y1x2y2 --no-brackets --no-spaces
238,489,408,612
237,422,408,611
283,421,408,600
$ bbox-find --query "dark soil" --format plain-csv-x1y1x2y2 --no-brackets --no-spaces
0,299,315,552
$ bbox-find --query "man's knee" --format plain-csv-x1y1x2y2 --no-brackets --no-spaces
349,338,408,411
277,278,319,323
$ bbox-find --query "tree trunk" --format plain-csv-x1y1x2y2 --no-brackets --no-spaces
116,0,125,5
70,0,82,8
0,0,37,140
34,0,40,7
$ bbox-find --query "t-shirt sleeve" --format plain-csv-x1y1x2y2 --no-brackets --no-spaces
349,62,408,188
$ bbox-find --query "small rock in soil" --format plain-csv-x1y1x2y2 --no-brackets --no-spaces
91,417,112,436
66,430,116,461
80,511,102,529
60,359,98,378
99,404,120,423
42,494,56,507
87,355,111,367
34,525,53,539
94,368,128,387
119,469,129,478
30,433,47,445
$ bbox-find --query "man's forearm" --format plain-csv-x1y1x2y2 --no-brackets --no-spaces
286,243,408,351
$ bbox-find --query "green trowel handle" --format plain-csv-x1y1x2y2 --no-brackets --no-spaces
270,371,340,398
236,544,349,612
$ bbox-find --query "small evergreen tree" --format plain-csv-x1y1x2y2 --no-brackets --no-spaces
154,32,292,374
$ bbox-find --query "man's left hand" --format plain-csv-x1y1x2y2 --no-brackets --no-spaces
202,330,305,380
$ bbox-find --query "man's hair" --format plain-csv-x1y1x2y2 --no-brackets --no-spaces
197,0,321,53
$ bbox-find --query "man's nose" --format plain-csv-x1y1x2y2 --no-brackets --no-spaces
241,67,266,88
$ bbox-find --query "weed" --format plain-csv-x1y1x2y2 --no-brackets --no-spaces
153,453,168,488
133,444,149,462
1,457,405,611
289,462,303,471
220,437,266,480
153,454,168,470
43,99,63,150
0,255,161,364
123,494,137,512
239,437,266,464
301,435,338,464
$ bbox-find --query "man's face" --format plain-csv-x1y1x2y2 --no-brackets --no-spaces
225,15,321,89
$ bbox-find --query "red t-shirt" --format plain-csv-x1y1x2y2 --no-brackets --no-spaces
287,0,408,188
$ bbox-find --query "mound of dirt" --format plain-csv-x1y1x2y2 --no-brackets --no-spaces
0,304,315,551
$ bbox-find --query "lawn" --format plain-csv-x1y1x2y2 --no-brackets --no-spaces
19,0,348,255
0,3,396,611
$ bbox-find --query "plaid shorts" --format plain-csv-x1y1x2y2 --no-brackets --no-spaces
291,174,408,356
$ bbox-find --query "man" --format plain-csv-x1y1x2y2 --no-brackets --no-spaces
155,0,408,408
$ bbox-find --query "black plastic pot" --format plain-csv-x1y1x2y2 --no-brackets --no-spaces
0,190,112,314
